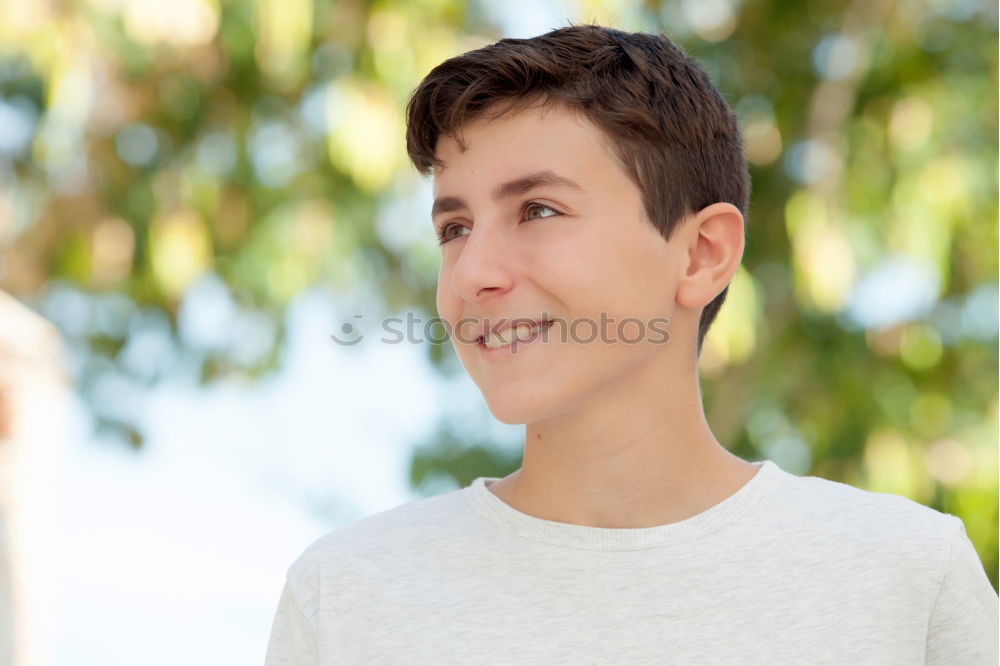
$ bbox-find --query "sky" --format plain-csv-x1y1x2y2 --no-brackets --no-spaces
49,288,487,665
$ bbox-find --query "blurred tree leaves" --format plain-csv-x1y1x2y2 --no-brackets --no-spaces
0,0,995,587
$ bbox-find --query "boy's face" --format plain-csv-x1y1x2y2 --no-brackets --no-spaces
432,103,687,425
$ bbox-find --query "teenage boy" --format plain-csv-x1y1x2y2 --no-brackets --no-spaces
266,25,998,665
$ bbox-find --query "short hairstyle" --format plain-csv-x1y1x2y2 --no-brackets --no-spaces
405,24,749,355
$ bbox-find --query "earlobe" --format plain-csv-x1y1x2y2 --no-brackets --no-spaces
675,203,745,309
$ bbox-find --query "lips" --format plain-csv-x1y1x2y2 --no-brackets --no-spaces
478,318,552,343
478,320,553,349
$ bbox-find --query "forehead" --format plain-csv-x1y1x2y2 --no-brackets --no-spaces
432,104,622,191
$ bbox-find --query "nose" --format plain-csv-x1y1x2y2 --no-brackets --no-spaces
448,222,515,303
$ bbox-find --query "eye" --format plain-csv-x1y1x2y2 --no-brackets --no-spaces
436,202,561,245
436,222,469,245
523,202,561,220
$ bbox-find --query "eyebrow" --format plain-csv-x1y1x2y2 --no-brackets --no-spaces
431,170,583,220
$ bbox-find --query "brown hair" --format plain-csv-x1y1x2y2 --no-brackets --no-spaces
405,24,749,355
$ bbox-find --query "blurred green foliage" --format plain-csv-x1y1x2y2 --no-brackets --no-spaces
0,0,996,587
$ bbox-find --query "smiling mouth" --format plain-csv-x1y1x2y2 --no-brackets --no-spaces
479,320,554,350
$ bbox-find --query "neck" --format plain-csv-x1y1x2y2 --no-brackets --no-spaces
490,344,757,528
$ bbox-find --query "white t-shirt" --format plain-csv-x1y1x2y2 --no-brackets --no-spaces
264,459,999,665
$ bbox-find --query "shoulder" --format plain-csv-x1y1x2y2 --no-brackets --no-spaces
766,465,962,569
283,484,471,588
779,468,957,529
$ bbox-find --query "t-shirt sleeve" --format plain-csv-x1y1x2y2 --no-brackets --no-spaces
924,515,999,666
264,559,320,666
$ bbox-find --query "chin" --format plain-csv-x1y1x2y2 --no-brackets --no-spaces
482,391,558,425
486,404,536,425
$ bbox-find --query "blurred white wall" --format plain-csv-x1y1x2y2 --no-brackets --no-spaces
0,290,67,666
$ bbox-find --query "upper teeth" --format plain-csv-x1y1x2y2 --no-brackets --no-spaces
483,323,546,349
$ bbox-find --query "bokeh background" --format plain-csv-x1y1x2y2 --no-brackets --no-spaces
0,0,996,663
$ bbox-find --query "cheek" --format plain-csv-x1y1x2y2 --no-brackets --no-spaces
436,264,456,311
434,289,446,329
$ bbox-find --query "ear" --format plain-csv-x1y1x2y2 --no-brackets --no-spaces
675,202,745,310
